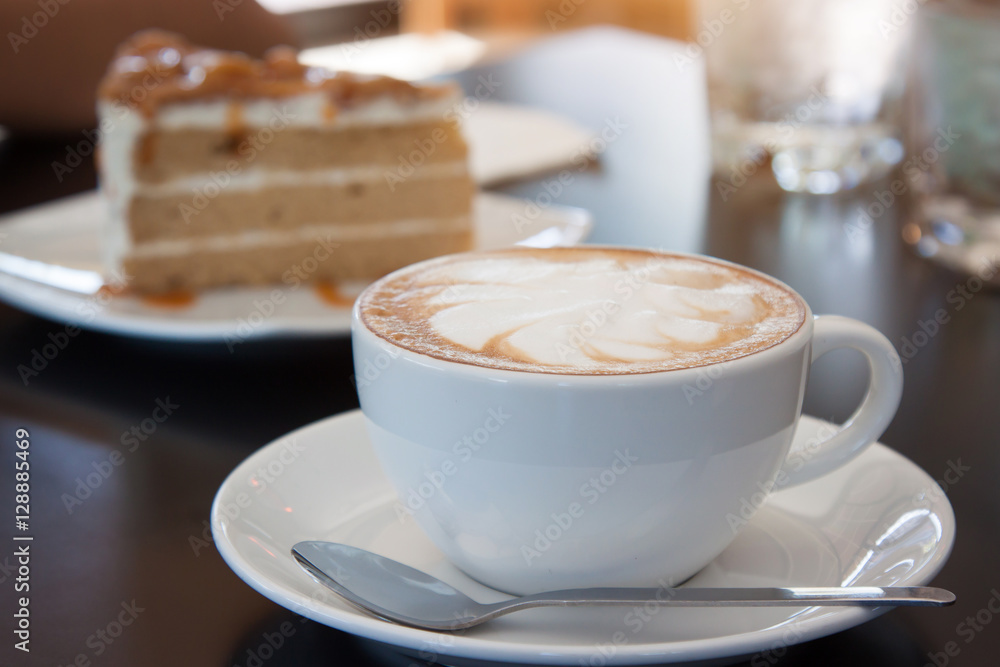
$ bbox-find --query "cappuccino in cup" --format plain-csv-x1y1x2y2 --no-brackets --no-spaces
360,247,806,374
352,247,902,595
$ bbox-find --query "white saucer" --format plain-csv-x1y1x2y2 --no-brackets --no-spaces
0,191,590,341
212,412,955,666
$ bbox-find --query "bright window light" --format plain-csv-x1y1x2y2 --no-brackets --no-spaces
299,31,486,80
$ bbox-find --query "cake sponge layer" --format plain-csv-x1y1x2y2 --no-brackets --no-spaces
134,122,468,184
124,228,473,293
129,175,474,241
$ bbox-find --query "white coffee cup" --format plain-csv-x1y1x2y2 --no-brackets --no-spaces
351,249,903,595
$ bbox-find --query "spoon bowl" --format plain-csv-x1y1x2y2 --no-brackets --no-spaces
293,541,488,628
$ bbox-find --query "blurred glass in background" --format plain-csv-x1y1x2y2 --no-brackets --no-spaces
905,1,1000,285
699,0,911,194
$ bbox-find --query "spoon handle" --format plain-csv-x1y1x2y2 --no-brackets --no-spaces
509,586,956,609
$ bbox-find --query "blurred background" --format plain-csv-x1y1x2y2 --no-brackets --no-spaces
197,0,691,46
5,0,998,273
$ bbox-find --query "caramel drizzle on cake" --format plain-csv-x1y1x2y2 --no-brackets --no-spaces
98,30,452,116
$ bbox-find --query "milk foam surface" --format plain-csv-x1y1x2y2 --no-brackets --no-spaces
360,248,807,374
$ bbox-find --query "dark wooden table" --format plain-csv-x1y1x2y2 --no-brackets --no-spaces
1,27,997,667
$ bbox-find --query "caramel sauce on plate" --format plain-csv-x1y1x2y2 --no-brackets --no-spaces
97,283,129,299
315,282,354,308
98,284,197,309
139,290,197,308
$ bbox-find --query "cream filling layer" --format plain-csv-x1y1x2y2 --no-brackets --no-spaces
127,215,471,258
132,161,468,198
155,93,462,129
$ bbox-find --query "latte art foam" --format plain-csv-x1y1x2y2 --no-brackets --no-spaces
359,248,807,374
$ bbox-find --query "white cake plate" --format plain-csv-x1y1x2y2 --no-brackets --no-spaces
0,191,591,341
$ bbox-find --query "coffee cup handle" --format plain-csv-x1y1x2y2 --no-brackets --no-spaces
778,315,904,488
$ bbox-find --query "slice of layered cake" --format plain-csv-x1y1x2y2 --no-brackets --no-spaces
96,31,474,293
